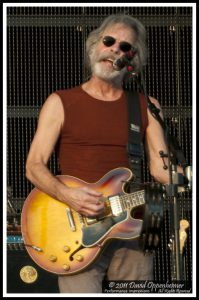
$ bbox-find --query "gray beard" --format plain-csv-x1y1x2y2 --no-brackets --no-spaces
92,63,126,84
89,51,127,85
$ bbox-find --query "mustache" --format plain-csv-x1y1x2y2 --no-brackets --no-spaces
97,52,119,63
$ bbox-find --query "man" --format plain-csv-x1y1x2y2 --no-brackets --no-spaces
26,14,173,293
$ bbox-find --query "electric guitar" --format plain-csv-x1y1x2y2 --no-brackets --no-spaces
21,167,163,275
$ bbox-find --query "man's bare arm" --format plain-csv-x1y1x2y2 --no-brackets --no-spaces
145,96,183,184
26,93,104,217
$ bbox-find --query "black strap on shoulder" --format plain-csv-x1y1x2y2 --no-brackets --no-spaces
125,90,143,184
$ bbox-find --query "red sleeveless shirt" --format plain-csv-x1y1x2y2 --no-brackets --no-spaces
55,85,148,182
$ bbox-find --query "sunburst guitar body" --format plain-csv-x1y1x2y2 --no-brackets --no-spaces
21,167,146,275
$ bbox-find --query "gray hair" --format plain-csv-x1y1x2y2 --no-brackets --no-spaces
85,14,148,74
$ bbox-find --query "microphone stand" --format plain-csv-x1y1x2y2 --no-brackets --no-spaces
126,64,190,281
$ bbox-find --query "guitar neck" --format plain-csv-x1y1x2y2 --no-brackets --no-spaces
109,190,145,216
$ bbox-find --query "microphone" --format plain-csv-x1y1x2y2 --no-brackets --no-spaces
113,49,137,71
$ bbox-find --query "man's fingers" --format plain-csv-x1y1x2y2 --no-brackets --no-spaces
82,186,103,197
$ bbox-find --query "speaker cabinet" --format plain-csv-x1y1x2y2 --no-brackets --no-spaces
7,250,59,293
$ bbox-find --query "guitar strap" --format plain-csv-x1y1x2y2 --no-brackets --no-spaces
125,90,144,185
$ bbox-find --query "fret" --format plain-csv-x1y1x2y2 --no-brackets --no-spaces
120,190,145,209
109,190,145,216
123,198,131,209
120,197,126,211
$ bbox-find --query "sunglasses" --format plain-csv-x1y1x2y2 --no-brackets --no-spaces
102,35,133,53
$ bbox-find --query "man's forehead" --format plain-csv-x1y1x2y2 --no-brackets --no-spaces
102,23,136,41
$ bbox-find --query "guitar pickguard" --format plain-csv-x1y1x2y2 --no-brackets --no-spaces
82,212,127,247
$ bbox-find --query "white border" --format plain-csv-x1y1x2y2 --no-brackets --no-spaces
3,2,197,7
3,2,196,298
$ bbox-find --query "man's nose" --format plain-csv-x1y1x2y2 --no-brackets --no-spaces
109,42,121,54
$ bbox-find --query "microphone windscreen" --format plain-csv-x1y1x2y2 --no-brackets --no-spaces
112,58,125,70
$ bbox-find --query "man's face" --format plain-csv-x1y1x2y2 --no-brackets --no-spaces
90,23,136,83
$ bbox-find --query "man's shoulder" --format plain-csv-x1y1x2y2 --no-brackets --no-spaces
52,85,83,108
54,85,82,98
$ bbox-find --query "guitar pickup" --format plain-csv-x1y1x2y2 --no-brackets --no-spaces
66,208,76,231
85,217,98,225
109,195,123,216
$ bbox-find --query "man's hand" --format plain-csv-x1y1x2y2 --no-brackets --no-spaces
65,186,105,217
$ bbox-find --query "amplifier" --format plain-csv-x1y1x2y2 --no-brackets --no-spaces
7,235,59,293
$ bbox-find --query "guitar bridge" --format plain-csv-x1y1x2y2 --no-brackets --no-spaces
66,208,76,231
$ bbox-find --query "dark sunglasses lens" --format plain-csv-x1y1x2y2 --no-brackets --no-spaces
119,42,132,52
103,36,115,47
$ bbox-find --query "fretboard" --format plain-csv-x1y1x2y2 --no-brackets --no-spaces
120,190,145,210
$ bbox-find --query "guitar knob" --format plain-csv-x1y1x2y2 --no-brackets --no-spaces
49,255,57,262
63,264,70,271
63,246,71,253
76,255,84,262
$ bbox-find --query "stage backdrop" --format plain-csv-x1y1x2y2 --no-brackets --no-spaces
7,6,192,292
